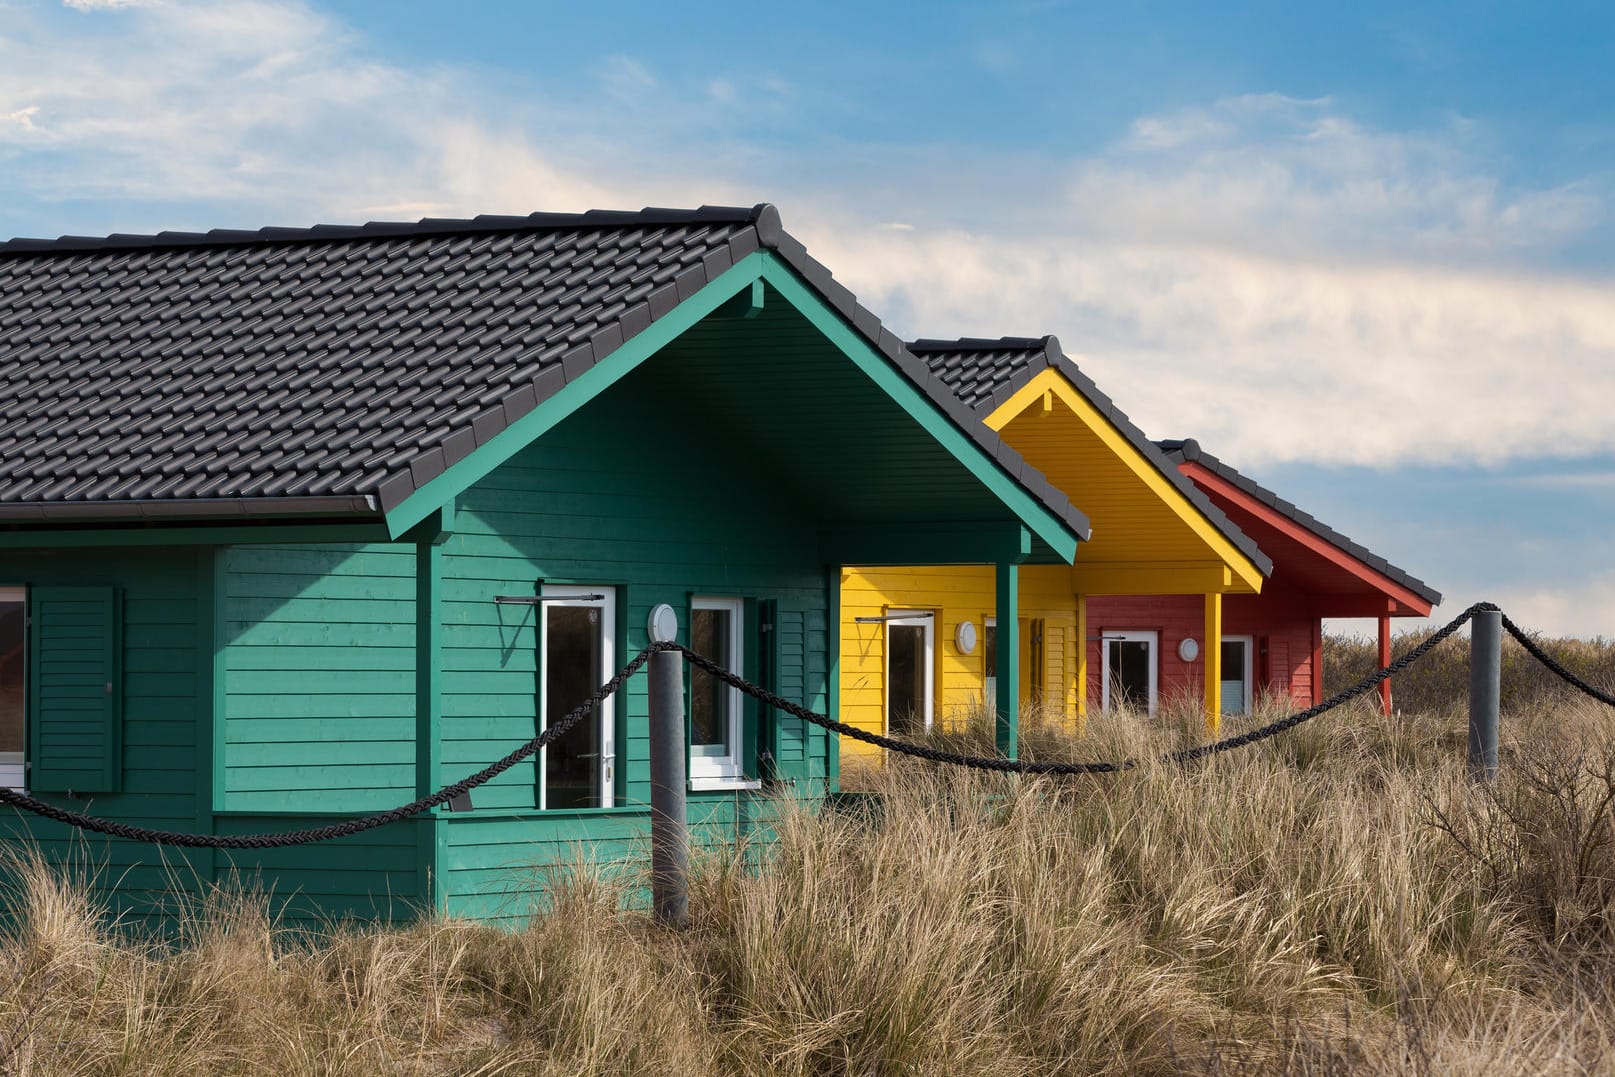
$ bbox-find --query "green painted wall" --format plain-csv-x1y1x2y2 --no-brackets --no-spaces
0,359,842,928
0,544,424,929
0,546,210,926
438,364,835,921
221,543,417,812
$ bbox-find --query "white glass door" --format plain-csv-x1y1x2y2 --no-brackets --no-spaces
1221,636,1254,716
540,586,615,809
0,587,24,791
886,612,934,736
1102,630,1158,715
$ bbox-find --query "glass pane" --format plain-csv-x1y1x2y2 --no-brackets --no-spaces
889,624,925,736
690,607,731,751
0,598,23,757
983,622,997,702
1108,640,1151,711
1220,639,1247,716
545,605,602,809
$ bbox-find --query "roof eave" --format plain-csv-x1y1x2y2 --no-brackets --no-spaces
0,494,381,524
1171,450,1444,609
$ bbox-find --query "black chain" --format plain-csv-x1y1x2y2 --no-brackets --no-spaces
1500,613,1615,708
0,599,1536,846
674,602,1495,774
1169,601,1489,761
0,645,657,849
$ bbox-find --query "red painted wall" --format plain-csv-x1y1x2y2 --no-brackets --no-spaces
1086,582,1320,709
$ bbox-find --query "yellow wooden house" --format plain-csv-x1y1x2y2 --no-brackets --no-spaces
840,337,1272,761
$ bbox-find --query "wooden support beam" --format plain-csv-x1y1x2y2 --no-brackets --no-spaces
1204,592,1223,736
996,561,1019,758
1311,619,1324,708
1074,592,1088,729
1378,612,1393,716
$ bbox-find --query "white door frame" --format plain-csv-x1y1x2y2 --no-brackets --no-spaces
0,586,25,791
884,611,935,734
1101,630,1158,715
983,615,997,706
539,585,616,809
1221,634,1255,716
689,595,745,783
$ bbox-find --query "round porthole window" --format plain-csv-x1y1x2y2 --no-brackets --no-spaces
1177,637,1200,663
956,620,978,654
647,603,680,643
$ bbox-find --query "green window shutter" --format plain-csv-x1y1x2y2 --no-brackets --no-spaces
28,586,122,794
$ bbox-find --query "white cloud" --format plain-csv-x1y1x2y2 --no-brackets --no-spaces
1077,96,1603,259
1505,471,1615,491
1,1,1612,480
785,94,1615,470
596,54,658,103
61,0,147,9
802,225,1615,468
1489,573,1615,642
0,1,688,224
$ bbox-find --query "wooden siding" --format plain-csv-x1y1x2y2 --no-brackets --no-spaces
0,544,436,929
439,368,835,913
221,543,417,812
0,547,209,923
988,372,1262,591
1084,589,1318,710
211,816,424,927
441,796,790,924
839,564,1079,762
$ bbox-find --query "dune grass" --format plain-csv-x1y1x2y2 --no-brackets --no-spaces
2,695,1615,1074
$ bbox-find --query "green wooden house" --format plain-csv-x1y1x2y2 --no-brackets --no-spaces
0,205,1087,926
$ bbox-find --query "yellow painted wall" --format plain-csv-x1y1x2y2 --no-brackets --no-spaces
839,564,1079,763
988,371,1264,594
838,367,1267,762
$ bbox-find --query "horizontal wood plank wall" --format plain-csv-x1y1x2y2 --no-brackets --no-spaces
1223,588,1317,706
211,816,424,927
1082,595,1203,712
839,564,1077,763
996,393,1240,567
1020,565,1081,724
439,376,832,920
0,546,211,926
221,543,417,812
1083,590,1318,711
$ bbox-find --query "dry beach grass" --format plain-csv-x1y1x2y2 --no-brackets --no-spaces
1,689,1614,1072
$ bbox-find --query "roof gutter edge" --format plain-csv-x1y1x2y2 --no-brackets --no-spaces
0,494,381,524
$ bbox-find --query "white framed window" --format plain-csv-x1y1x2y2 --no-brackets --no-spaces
689,596,745,786
1221,635,1254,717
886,611,934,736
1102,630,1158,716
540,585,615,809
0,587,24,792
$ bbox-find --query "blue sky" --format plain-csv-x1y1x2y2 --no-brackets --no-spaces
2,0,1613,638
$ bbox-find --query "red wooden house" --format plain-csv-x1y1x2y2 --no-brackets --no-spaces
1085,438,1441,717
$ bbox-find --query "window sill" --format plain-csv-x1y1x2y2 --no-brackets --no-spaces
688,777,763,792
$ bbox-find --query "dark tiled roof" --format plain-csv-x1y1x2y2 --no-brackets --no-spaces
0,205,1087,539
909,336,1050,412
908,336,1272,577
1158,439,1442,607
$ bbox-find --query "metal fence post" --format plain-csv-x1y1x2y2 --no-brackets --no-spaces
1468,607,1501,781
648,648,690,927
